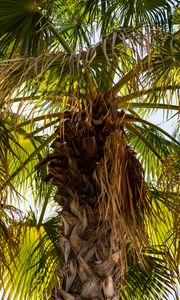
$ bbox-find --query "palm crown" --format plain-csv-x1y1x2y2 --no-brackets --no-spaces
0,0,179,299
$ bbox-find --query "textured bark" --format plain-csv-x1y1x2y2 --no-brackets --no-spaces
45,97,148,299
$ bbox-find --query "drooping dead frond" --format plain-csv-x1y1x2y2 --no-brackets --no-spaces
93,130,150,273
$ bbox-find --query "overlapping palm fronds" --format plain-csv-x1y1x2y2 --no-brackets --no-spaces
0,214,63,299
120,248,177,300
0,112,52,204
0,0,179,298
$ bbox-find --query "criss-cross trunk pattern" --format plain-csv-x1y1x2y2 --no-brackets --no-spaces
46,96,149,300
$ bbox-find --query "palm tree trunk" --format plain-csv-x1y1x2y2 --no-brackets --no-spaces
47,96,148,299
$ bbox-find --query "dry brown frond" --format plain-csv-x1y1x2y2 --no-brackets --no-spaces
93,130,149,273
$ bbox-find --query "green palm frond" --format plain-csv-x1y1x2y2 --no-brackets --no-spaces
116,85,180,111
0,214,62,300
77,0,177,36
158,150,180,193
0,0,52,57
120,249,176,300
0,118,30,195
0,204,23,280
147,188,176,243
126,124,175,179
150,186,178,213
145,31,180,88
0,112,54,211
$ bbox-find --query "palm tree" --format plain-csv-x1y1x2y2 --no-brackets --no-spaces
0,0,179,299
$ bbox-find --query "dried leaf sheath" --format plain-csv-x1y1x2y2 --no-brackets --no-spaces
45,99,150,299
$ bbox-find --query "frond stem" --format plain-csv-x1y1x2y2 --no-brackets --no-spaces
47,21,72,53
37,183,53,228
123,114,180,145
16,112,65,129
115,85,180,106
125,123,162,160
37,8,72,53
124,103,179,110
112,55,148,95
